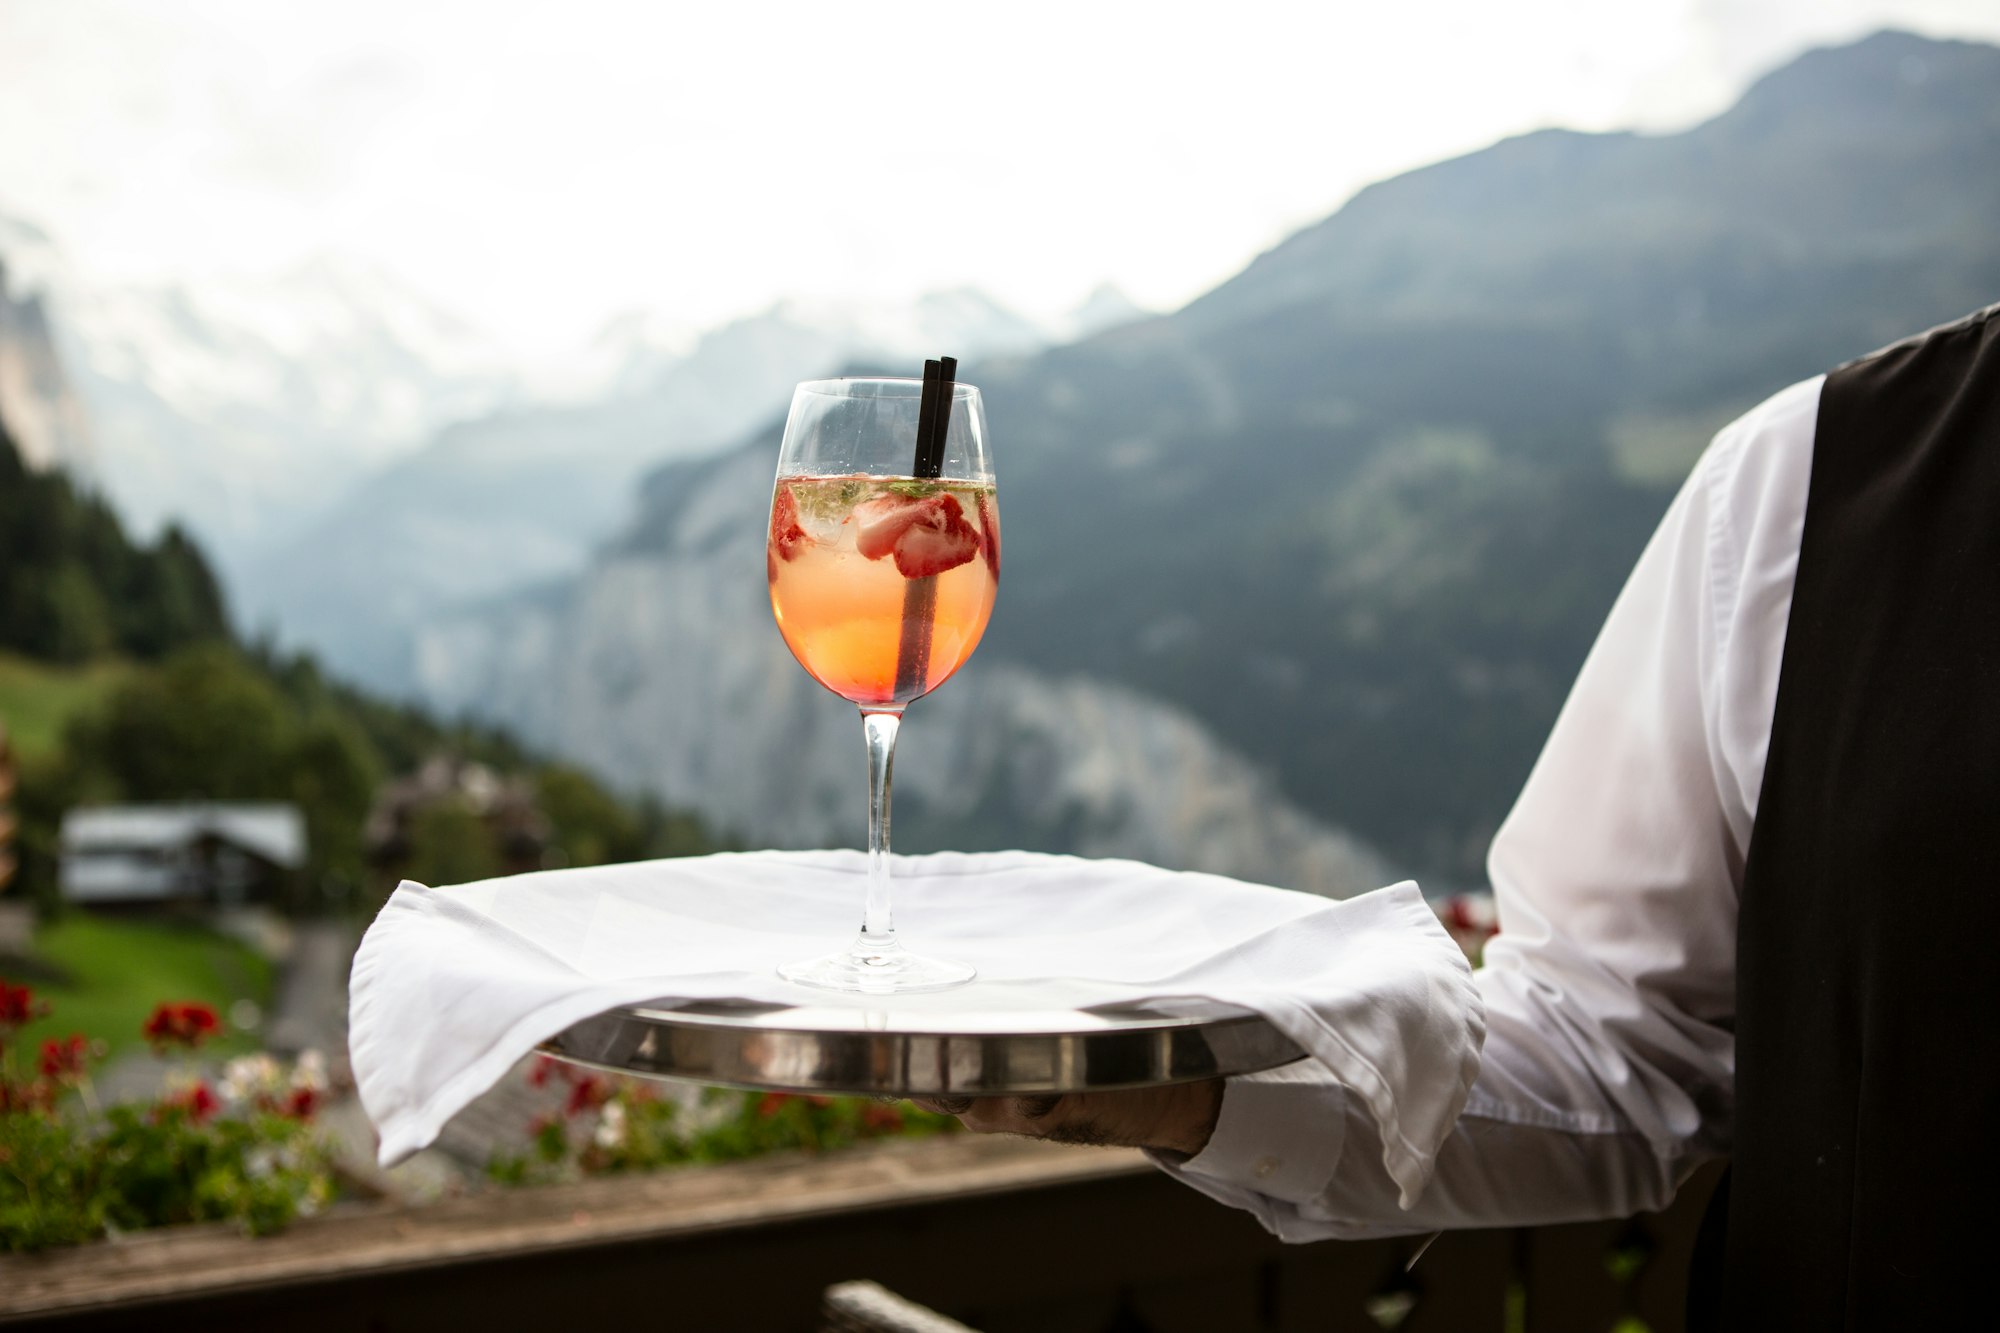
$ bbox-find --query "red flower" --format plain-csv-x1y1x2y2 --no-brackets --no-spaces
280,1086,321,1121
143,1002,223,1049
0,1077,57,1116
0,981,45,1028
38,1035,91,1082
861,1103,904,1133
563,1074,610,1118
526,1054,562,1088
756,1092,792,1118
1440,895,1500,937
163,1081,219,1123
806,1095,832,1109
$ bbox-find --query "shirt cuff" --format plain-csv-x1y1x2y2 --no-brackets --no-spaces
1149,1061,1347,1206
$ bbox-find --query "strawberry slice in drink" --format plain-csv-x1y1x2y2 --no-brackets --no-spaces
771,487,811,556
854,491,981,578
767,486,814,584
852,492,927,558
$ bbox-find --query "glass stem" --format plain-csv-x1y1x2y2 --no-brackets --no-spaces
858,708,903,952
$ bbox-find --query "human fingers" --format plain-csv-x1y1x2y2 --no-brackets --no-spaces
953,1083,1223,1153
908,1091,1158,1148
912,1088,1064,1120
909,1094,974,1116
955,1094,1072,1137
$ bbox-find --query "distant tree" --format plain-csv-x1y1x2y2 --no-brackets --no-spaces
61,646,379,900
68,646,292,799
247,640,528,778
0,418,228,662
537,768,724,867
405,799,503,888
34,564,118,664
537,764,644,867
118,524,231,657
3,414,713,908
637,794,728,860
284,717,384,902
0,722,15,898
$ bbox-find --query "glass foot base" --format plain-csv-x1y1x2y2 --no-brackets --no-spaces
779,940,976,995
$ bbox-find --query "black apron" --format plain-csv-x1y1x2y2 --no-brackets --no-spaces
1709,303,2000,1329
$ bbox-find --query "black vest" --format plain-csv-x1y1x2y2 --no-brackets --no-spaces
1719,304,2000,1328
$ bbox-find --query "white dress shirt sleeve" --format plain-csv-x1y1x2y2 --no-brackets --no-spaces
1152,375,1823,1240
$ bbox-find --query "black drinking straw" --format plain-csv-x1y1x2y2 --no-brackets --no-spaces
918,356,956,478
893,357,957,700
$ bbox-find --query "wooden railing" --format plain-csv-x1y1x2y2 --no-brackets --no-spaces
0,1136,1723,1332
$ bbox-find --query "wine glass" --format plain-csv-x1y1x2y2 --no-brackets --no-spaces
767,370,998,993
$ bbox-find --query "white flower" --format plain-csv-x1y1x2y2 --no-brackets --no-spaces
291,1049,328,1092
220,1054,281,1105
594,1099,628,1150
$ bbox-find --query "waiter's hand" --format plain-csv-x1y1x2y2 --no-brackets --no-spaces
910,1079,1223,1156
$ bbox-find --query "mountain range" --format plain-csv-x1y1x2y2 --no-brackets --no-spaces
411,439,1392,896
0,207,1146,686
0,244,91,474
0,227,526,561
230,288,1139,685
5,207,1374,891
414,30,2000,884
9,30,1995,893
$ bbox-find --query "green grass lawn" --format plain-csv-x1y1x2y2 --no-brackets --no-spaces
0,651,129,765
8,914,274,1063
1,654,277,1063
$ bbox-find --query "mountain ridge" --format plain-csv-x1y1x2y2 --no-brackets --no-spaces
970,29,2000,874
232,288,1074,687
436,29,2000,882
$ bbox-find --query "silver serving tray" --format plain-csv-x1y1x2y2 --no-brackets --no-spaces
539,997,1306,1097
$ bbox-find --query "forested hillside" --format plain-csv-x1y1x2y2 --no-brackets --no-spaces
961,31,2000,875
1,416,228,664
0,416,717,912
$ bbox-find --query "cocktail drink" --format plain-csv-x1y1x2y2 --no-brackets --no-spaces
769,476,999,707
768,370,996,993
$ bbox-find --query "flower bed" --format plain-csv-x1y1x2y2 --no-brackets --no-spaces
1,980,334,1252
4,974,961,1254
486,1054,959,1186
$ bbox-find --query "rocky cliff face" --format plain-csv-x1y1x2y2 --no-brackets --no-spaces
415,442,1390,898
0,256,91,473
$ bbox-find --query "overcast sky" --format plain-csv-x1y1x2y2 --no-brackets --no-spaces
3,0,1998,369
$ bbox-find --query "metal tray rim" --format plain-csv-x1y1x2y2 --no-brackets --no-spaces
539,998,1309,1097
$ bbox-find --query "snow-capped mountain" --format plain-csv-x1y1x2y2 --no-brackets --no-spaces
574,286,1064,403
0,248,92,474
2,203,1117,687
1061,282,1151,340
76,254,521,457
0,211,532,578
53,252,525,565
0,214,93,474
0,212,67,300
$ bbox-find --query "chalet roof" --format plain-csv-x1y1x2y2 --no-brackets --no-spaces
61,803,308,869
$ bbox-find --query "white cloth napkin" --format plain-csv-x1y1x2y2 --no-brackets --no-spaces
348,850,1484,1206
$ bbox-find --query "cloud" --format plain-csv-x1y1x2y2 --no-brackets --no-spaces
5,0,1999,365
208,49,422,197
